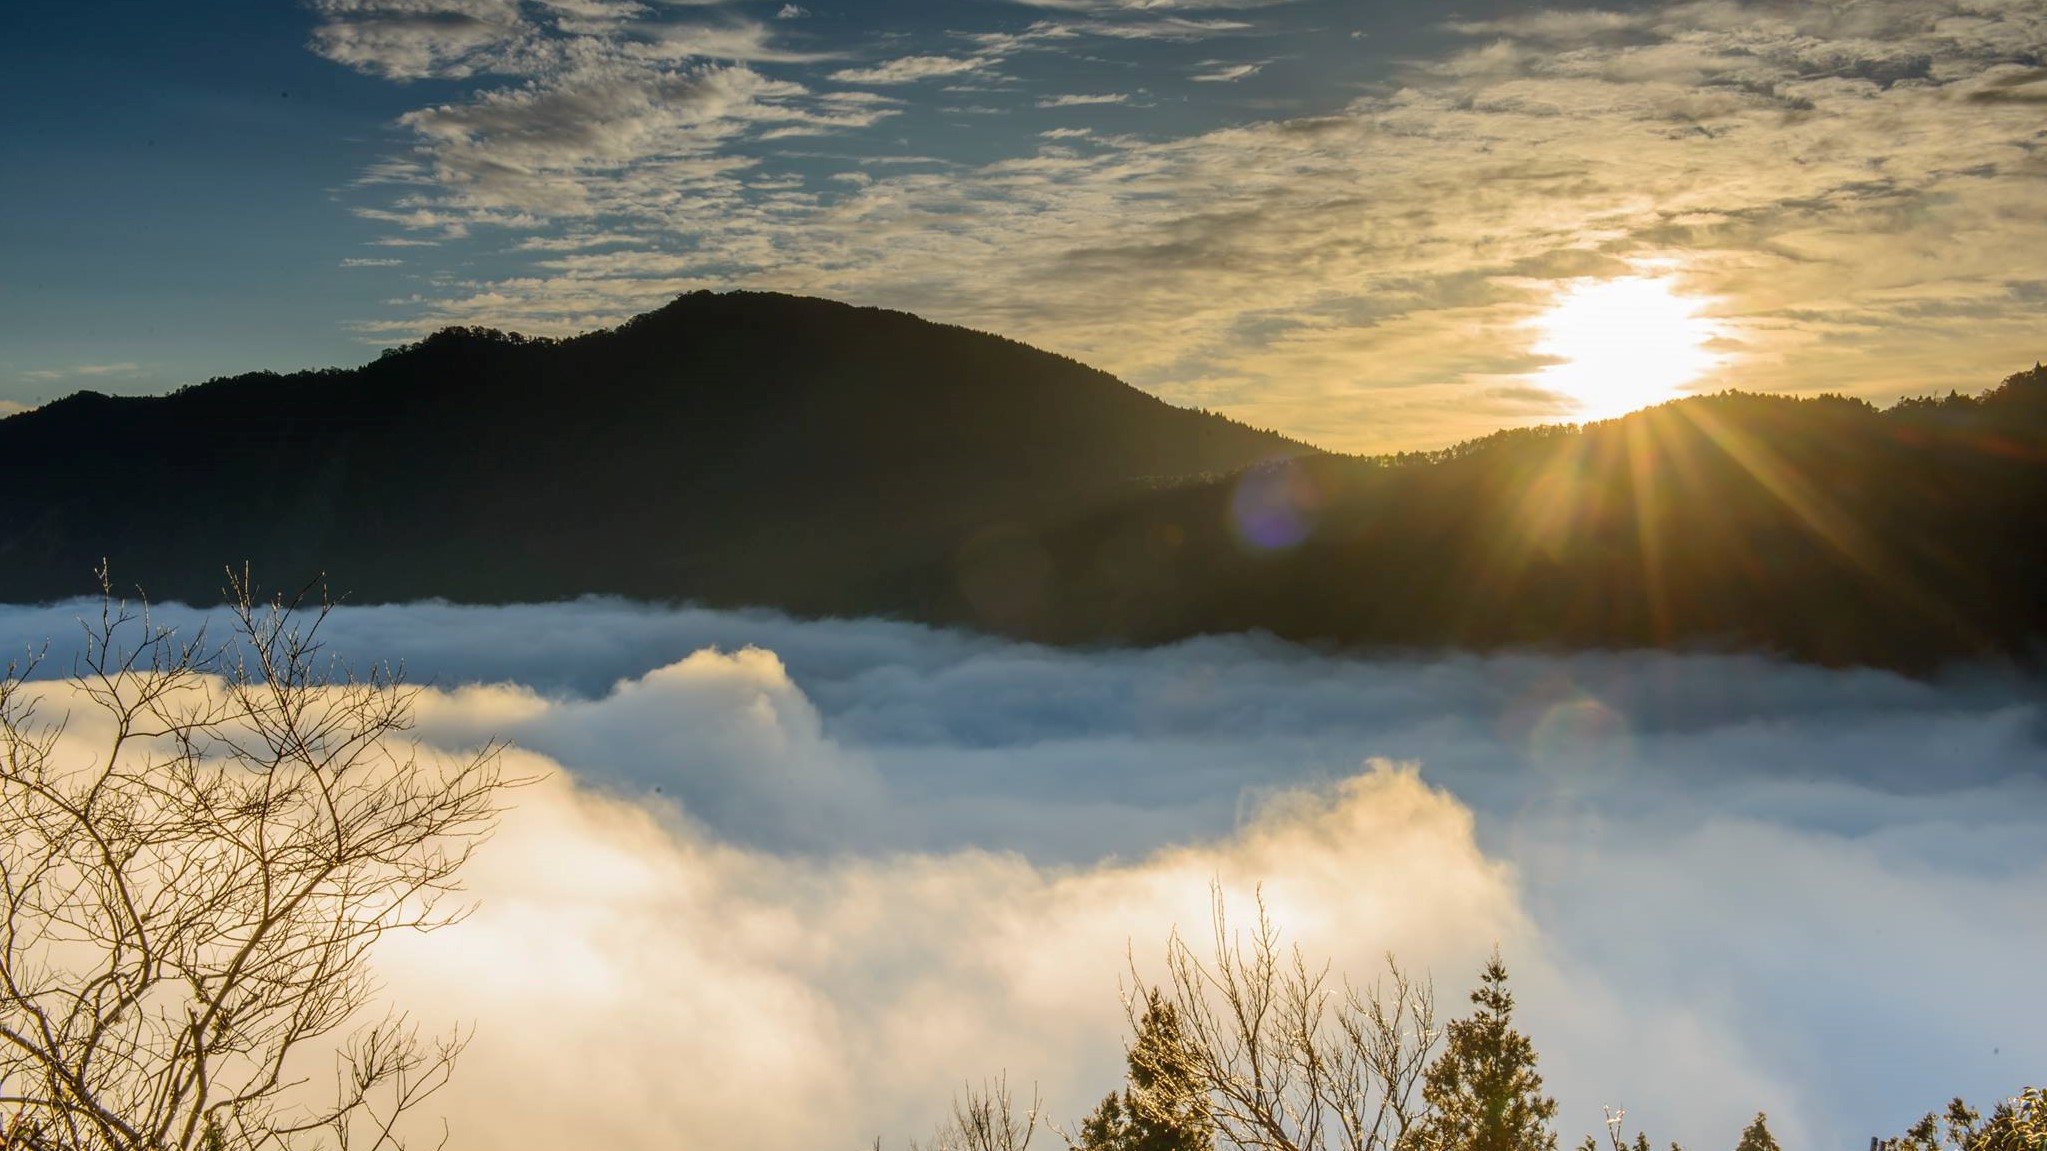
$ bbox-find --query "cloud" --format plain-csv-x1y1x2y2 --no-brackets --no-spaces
315,0,889,234
1007,0,1301,10
20,362,144,382
829,55,992,85
394,61,844,216
510,230,643,250
2,598,2041,1150
977,16,1255,44
372,753,1519,1151
1191,60,1262,83
0,401,27,418
1035,92,1128,107
776,3,808,18
341,256,407,267
307,0,530,81
622,21,832,65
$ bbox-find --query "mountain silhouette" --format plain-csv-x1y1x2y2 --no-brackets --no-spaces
0,292,1303,610
3,291,2044,672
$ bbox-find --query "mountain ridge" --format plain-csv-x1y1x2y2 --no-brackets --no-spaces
5,291,2045,673
0,291,1306,608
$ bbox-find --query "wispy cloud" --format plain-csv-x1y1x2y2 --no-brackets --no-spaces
622,21,833,65
307,0,529,82
1035,91,1128,107
511,230,644,251
341,256,406,267
1007,0,1302,11
1078,17,1255,41
21,362,144,382
829,55,990,85
1191,60,1262,82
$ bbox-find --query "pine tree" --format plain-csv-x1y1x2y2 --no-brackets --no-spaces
1071,990,1212,1151
1410,950,1557,1151
1734,1114,1780,1151
1886,1088,2047,1151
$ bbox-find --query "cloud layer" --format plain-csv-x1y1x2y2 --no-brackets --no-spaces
4,598,2042,1150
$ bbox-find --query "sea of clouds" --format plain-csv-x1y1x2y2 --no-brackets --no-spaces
3,598,2042,1151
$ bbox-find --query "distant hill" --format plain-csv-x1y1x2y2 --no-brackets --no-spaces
3,291,2044,671
1008,369,2047,670
0,291,1304,608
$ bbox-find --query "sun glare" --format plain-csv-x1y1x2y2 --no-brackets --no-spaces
1532,275,1723,420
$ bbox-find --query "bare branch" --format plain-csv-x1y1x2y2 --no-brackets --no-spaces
0,570,514,1151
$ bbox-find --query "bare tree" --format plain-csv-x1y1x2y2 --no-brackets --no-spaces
0,570,512,1151
879,1076,1040,1151
944,1076,1040,1151
1150,884,1440,1151
1576,1105,1682,1151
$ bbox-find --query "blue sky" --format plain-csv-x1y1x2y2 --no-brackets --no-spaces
6,0,2046,449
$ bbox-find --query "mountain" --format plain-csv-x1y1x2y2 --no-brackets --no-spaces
4,291,2045,672
1011,373,2047,670
0,291,1304,609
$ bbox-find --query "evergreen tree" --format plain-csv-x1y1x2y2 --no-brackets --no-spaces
1411,950,1557,1151
1972,1087,2047,1151
1071,990,1212,1151
1886,1089,2046,1151
1734,1114,1780,1151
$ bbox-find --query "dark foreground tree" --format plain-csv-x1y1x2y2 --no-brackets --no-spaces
1410,950,1556,1151
0,571,511,1150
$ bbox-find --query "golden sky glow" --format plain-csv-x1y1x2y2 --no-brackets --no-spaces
12,0,2044,455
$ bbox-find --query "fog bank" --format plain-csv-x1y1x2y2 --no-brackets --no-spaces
3,598,2041,1149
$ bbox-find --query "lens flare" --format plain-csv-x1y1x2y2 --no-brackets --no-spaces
1229,461,1322,552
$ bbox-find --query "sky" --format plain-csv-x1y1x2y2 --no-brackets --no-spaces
4,597,2044,1151
4,0,2046,450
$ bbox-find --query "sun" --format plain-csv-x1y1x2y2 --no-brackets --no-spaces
1531,275,1723,420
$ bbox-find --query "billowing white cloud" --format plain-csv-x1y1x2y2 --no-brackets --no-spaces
369,754,1524,1150
2,598,2041,1150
